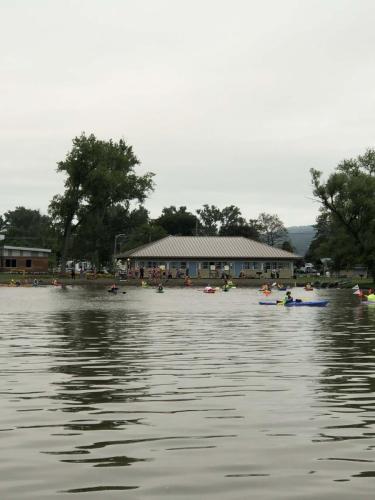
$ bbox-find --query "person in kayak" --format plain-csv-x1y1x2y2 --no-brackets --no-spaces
284,291,294,304
366,291,375,302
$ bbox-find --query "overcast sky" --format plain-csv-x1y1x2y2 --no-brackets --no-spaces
1,0,375,226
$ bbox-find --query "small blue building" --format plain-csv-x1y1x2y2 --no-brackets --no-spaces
121,236,300,279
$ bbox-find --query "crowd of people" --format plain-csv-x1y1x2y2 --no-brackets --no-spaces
126,266,188,280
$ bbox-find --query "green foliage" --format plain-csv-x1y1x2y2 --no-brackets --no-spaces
310,148,375,277
156,206,198,235
49,133,154,268
1,206,57,250
196,204,261,239
257,213,287,246
122,223,167,251
281,240,294,253
70,205,150,265
196,204,222,235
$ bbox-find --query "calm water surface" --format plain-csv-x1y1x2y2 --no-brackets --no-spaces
1,286,375,499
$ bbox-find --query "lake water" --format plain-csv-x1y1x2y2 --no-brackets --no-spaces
1,286,375,499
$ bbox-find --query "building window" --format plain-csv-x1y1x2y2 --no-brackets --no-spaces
5,259,17,267
26,259,32,268
242,262,261,270
263,261,290,270
201,261,228,270
146,261,166,268
264,262,277,270
169,261,179,269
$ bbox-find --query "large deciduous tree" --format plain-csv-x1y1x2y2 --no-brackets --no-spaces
310,149,375,279
196,204,260,239
156,206,198,235
257,212,287,246
49,133,154,270
196,204,222,235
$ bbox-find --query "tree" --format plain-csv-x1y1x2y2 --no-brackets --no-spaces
123,223,167,250
196,204,222,235
49,133,154,270
310,149,375,278
69,205,150,266
1,207,55,249
281,240,295,253
196,204,260,239
257,213,287,246
306,210,360,273
219,205,245,232
156,206,198,235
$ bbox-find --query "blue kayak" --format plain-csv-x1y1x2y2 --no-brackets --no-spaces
259,300,329,307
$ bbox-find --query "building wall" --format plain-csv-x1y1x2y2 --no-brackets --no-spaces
0,256,49,273
133,259,294,278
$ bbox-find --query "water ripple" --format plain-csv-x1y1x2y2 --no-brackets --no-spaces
1,287,375,499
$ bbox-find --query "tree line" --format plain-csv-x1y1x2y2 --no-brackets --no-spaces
0,133,291,270
1,133,373,277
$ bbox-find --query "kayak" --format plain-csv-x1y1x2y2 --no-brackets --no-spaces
259,300,329,307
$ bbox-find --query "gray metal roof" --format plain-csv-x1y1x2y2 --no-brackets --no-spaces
121,236,300,260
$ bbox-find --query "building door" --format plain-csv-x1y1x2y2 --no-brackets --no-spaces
187,262,198,278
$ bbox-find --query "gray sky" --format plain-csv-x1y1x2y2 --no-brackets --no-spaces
1,0,375,226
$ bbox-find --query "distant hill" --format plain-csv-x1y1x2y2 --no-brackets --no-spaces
286,225,316,257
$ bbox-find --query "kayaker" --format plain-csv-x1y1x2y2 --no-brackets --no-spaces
184,276,192,287
366,292,375,302
158,284,164,292
284,291,294,304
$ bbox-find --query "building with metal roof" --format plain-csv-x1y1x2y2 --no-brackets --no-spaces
120,236,300,279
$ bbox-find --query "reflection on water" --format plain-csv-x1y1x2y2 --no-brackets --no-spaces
1,287,375,499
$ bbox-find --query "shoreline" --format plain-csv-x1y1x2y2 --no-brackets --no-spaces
0,274,373,289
